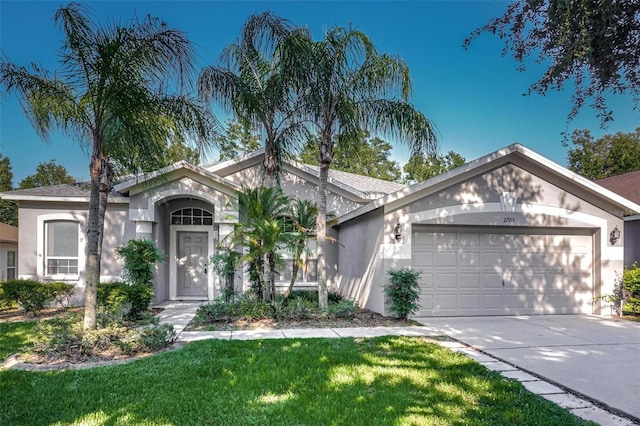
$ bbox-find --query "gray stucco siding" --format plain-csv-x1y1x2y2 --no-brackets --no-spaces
17,201,130,287
335,208,385,313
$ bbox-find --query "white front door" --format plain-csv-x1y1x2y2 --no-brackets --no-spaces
176,231,209,298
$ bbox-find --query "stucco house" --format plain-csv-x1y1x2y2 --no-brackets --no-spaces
1,143,638,317
0,222,18,281
595,170,640,268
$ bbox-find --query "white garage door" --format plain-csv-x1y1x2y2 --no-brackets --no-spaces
412,226,594,316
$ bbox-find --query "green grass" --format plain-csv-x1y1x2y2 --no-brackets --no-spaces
0,321,37,360
0,336,592,425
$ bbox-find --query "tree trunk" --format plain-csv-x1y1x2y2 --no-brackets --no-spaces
263,136,279,188
284,244,304,299
83,151,113,330
316,135,333,309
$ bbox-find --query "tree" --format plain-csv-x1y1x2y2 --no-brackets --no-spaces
216,118,261,161
284,199,318,299
0,155,18,226
403,150,466,184
299,131,402,182
19,160,76,189
295,26,438,308
0,3,215,329
232,186,293,302
466,0,640,123
198,12,309,186
565,128,640,180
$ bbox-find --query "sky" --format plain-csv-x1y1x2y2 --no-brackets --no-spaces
0,0,638,186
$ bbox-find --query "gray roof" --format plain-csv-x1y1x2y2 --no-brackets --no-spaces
0,182,127,202
298,163,407,197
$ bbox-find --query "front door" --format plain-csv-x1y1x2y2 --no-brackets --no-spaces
176,231,208,298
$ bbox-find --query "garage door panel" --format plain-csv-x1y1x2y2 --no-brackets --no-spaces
458,294,481,309
437,252,457,267
458,252,479,267
435,273,457,288
413,250,434,267
459,274,480,288
483,294,503,309
435,294,457,309
412,226,594,316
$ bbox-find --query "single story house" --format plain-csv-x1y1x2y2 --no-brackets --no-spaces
0,222,18,281
595,170,640,268
2,143,639,317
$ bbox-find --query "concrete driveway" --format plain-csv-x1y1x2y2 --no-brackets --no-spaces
415,315,640,422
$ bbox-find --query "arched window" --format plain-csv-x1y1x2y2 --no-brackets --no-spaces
171,208,213,226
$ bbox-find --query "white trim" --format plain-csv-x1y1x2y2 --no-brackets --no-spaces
625,215,640,221
36,213,87,283
169,225,216,301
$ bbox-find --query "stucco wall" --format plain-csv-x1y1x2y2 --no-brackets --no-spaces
335,208,385,313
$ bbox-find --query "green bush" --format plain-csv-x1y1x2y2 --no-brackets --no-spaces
2,279,56,315
623,262,640,313
32,312,174,360
235,292,271,320
116,238,165,286
384,268,421,321
137,323,176,351
193,299,236,323
0,282,18,311
288,290,318,304
325,299,359,319
282,298,315,320
97,282,154,320
48,282,75,308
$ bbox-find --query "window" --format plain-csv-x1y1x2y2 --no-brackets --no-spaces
171,208,213,226
45,221,79,275
6,251,16,280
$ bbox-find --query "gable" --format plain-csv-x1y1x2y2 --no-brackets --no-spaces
339,143,640,225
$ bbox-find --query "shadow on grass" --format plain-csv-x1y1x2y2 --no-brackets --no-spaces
0,336,591,425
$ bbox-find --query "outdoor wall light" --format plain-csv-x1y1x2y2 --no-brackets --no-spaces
610,226,621,245
393,223,403,242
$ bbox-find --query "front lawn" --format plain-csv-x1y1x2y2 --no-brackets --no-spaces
1,336,591,425
0,321,37,360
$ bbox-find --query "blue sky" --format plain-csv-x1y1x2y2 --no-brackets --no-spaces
1,1,638,186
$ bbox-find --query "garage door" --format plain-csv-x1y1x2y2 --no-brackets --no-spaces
412,226,594,316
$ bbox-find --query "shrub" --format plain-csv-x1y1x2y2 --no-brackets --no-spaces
193,299,235,323
0,282,18,311
235,292,271,320
328,291,344,304
325,299,359,319
384,268,421,321
97,282,154,320
48,282,75,308
32,312,174,361
282,298,315,320
288,290,318,304
116,238,165,286
3,279,56,315
137,323,176,351
623,262,640,313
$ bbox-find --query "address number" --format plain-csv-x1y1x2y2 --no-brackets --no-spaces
503,217,516,223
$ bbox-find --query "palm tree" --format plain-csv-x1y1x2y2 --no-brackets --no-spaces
233,186,292,301
198,12,310,187
0,3,215,329
295,26,439,308
284,199,318,299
